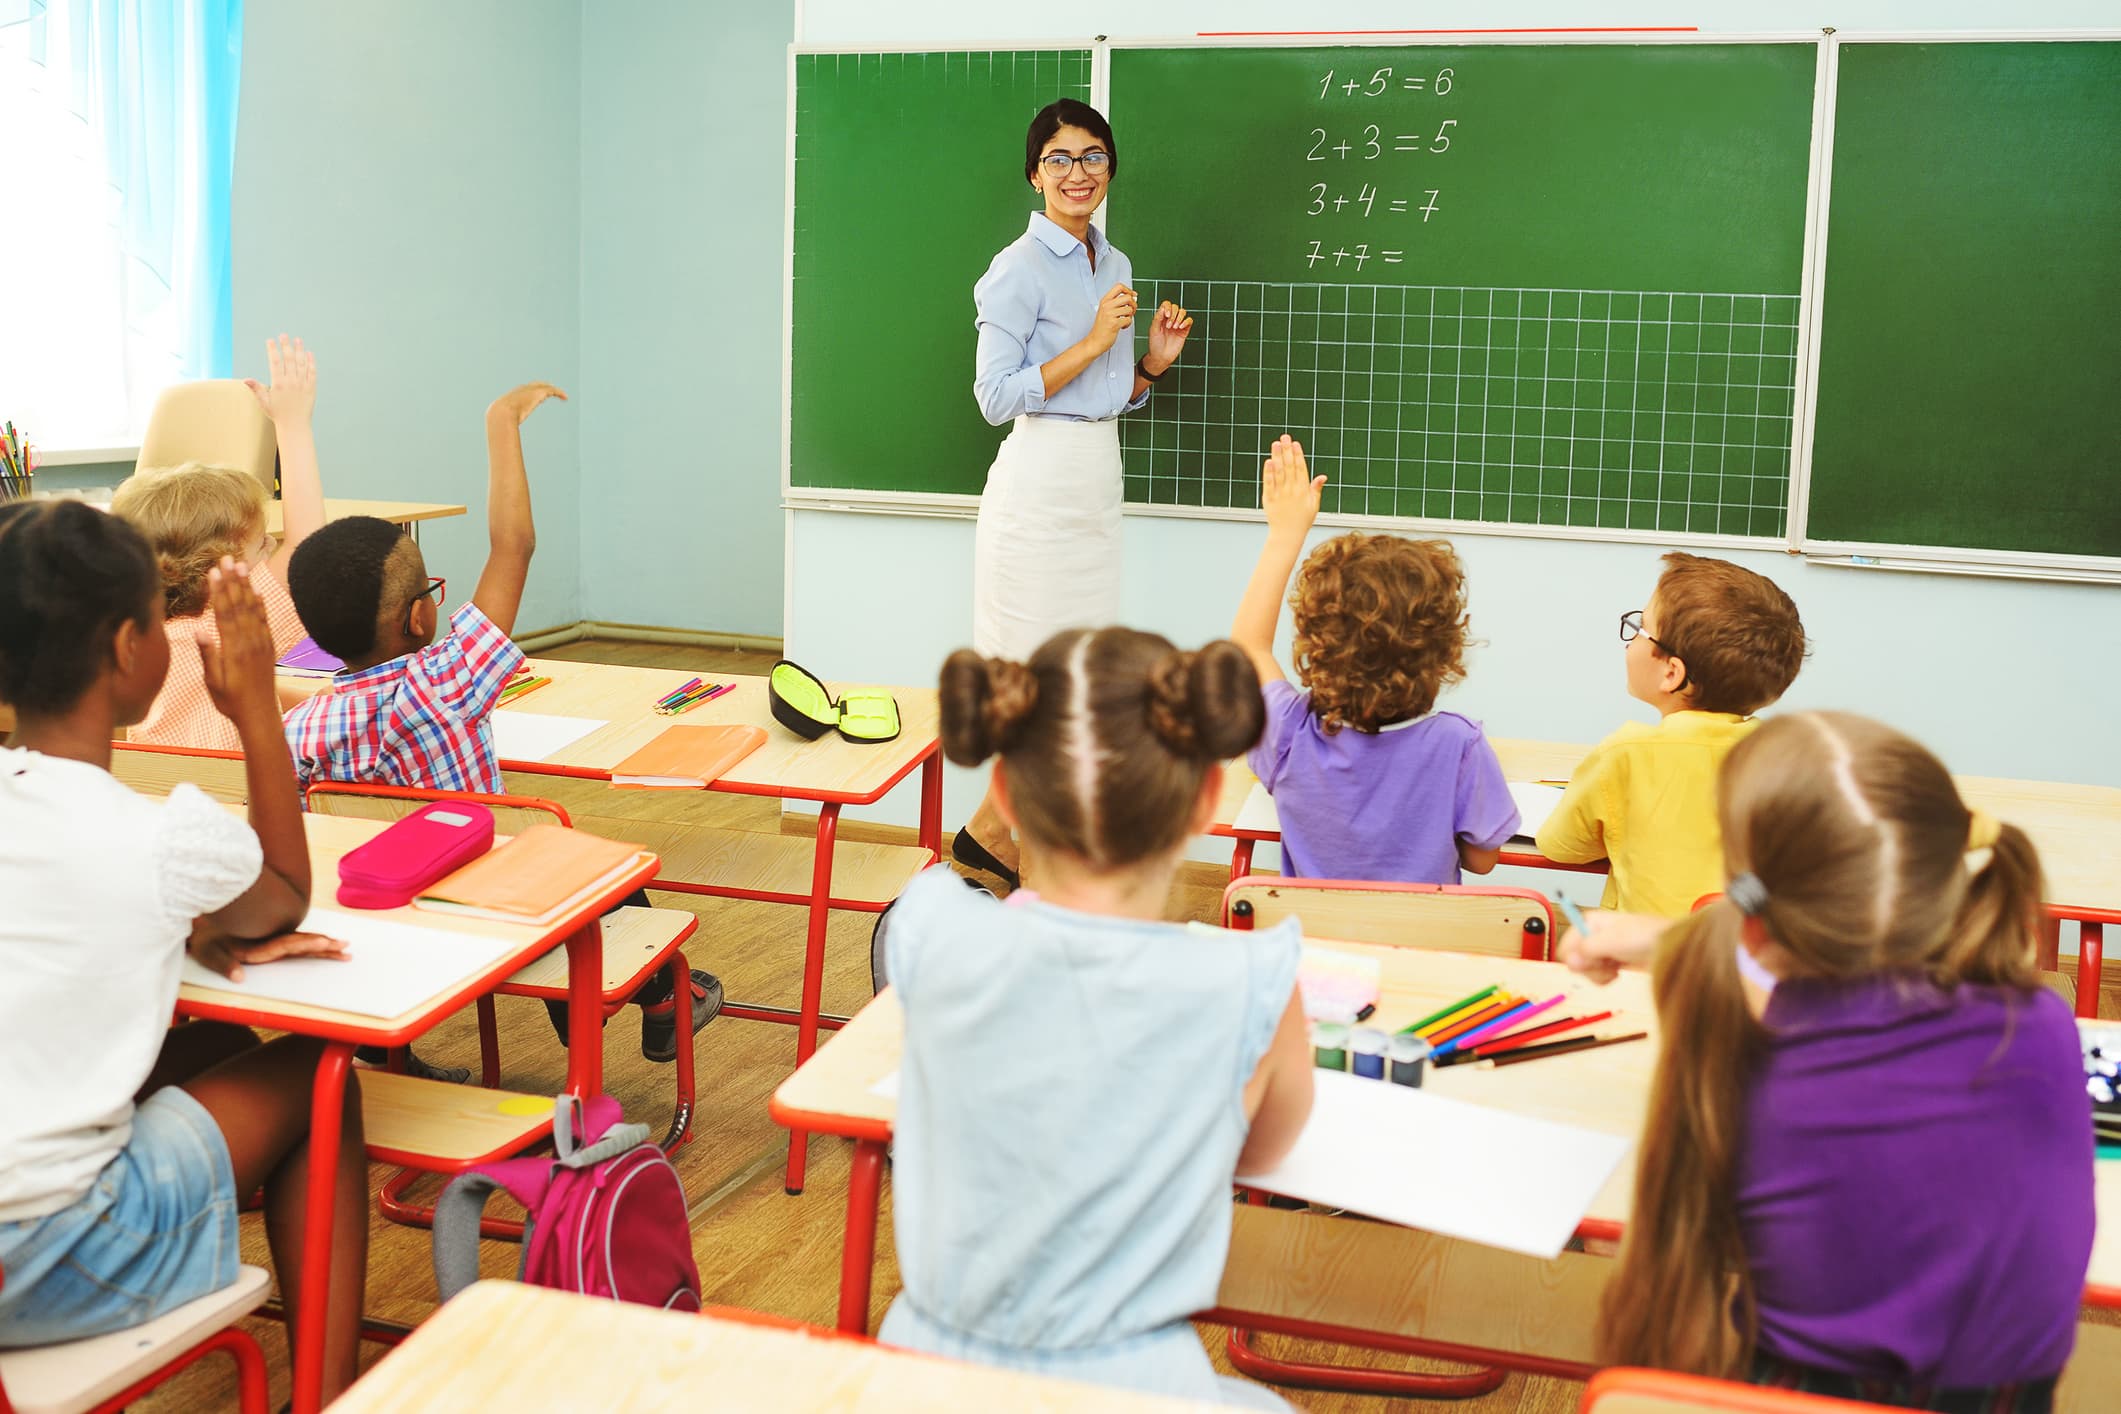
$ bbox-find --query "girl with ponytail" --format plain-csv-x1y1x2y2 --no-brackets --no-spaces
878,627,1313,1407
1585,712,2090,1409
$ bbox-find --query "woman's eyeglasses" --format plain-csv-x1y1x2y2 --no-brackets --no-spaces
1039,151,1111,178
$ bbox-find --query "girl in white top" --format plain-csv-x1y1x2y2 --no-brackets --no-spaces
881,628,1314,1406
0,501,369,1402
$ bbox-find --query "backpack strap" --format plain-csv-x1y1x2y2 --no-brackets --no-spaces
432,1160,553,1302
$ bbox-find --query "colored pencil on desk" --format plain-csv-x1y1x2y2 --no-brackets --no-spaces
1482,1031,1647,1068
1424,996,1519,1045
700,682,735,704
1411,992,1510,1040
1399,985,1499,1036
656,677,703,704
1473,1010,1613,1058
1434,993,1564,1058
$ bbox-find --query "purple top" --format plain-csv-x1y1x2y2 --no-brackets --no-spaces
1740,974,2094,1387
1247,680,1518,884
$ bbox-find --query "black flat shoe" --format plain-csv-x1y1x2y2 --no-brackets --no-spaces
951,826,1020,890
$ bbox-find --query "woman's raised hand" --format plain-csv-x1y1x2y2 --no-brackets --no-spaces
1090,285,1138,353
1144,301,1194,374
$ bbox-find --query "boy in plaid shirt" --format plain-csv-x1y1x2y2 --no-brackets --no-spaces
285,384,719,1066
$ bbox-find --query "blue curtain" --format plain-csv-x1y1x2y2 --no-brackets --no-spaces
30,0,243,377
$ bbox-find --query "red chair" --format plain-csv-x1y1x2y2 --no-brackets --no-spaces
0,1264,270,1414
1218,873,1559,1400
304,784,702,1235
1580,1367,1907,1413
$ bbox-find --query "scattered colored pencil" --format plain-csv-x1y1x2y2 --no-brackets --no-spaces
1481,1031,1648,1068
1473,1010,1614,1058
655,678,733,716
1433,993,1565,1059
1423,996,1519,1046
497,674,552,706
1399,985,1500,1036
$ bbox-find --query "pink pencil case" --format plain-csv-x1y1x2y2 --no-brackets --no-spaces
336,801,497,910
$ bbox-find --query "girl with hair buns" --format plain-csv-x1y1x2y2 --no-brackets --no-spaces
1579,712,2091,1409
878,627,1312,1407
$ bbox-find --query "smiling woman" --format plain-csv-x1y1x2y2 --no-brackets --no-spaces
953,100,1196,884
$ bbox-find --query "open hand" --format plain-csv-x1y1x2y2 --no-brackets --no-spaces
189,920,350,983
1261,435,1326,538
243,335,317,424
1143,301,1193,373
487,382,569,427
198,559,279,726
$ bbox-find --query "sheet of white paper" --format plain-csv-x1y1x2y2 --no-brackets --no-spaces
1507,782,1566,841
1236,1069,1629,1258
179,907,518,1020
868,1070,900,1100
490,711,607,764
1233,781,1280,834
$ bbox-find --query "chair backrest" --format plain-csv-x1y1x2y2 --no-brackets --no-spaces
109,742,251,804
1223,876,1553,959
305,780,573,837
1581,1368,1904,1414
134,380,276,490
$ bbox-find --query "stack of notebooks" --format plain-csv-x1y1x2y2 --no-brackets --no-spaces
416,825,654,927
610,724,766,789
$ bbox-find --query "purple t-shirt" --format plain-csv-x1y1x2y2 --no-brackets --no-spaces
1247,680,1518,884
1740,974,2093,1387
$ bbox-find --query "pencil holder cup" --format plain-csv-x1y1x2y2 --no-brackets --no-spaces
0,472,30,503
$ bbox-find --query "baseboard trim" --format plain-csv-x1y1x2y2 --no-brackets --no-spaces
514,619,785,656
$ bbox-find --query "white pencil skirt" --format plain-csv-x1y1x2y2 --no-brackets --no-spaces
970,415,1124,662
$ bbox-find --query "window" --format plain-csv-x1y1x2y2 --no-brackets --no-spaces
0,0,242,451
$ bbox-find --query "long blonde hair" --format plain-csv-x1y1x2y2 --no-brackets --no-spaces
1597,711,2046,1375
109,463,268,617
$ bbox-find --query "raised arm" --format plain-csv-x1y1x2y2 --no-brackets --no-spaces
471,382,566,636
251,335,322,580
1230,436,1325,686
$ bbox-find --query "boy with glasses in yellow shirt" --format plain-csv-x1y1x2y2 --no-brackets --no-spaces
1537,553,1807,916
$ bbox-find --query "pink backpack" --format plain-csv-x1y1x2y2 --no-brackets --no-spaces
432,1094,700,1310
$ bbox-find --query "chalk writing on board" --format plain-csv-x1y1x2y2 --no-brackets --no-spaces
1317,66,1456,98
1304,70,1457,268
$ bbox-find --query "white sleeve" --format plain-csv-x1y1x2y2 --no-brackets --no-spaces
150,784,265,933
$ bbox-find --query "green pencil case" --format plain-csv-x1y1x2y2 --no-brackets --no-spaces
769,660,900,744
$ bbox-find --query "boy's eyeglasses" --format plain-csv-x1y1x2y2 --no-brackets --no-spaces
1039,151,1111,178
1619,609,1691,690
404,576,446,632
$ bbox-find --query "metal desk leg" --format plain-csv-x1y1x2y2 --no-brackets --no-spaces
289,1042,353,1414
838,1139,888,1333
785,803,841,1194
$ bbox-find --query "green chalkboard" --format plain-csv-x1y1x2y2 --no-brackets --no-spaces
1806,42,2121,558
1107,43,1818,536
790,49,1092,495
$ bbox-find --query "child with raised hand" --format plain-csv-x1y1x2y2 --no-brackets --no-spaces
1536,552,1806,916
1595,711,2090,1407
1229,435,1518,883
879,627,1313,1407
282,384,718,1065
113,334,326,748
0,504,370,1401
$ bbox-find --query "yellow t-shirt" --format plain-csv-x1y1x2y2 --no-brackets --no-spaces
1535,710,1758,917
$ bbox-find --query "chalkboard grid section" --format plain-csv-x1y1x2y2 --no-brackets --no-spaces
1120,280,1799,537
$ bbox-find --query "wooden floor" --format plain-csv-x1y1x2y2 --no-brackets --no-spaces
131,634,2120,1411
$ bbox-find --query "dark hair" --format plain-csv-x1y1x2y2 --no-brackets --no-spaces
1024,99,1118,185
1292,533,1471,733
940,628,1262,867
1653,552,1807,715
0,500,160,715
287,515,411,660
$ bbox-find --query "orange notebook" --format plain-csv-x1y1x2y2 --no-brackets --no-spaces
413,824,651,927
610,724,767,789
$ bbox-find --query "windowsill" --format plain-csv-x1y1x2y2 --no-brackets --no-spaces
29,445,139,467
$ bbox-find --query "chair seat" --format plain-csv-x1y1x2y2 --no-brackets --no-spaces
0,1264,270,1414
361,1072,555,1171
498,905,697,999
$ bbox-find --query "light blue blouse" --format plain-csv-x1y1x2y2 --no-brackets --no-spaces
878,867,1301,1406
972,213,1155,425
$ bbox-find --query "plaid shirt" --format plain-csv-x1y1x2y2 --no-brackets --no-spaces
283,603,525,797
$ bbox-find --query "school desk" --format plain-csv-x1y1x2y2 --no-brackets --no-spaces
487,657,944,1193
773,944,2121,1362
175,812,660,1414
264,497,466,540
329,1282,1225,1413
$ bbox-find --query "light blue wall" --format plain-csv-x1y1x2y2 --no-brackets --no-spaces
789,1,2121,842
577,0,791,637
230,0,584,633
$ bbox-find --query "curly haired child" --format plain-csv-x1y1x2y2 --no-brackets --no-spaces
1229,435,1517,883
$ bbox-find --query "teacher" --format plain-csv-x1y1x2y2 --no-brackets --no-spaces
954,99,1194,887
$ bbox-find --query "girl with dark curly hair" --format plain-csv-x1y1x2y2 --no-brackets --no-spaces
1229,436,1519,883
